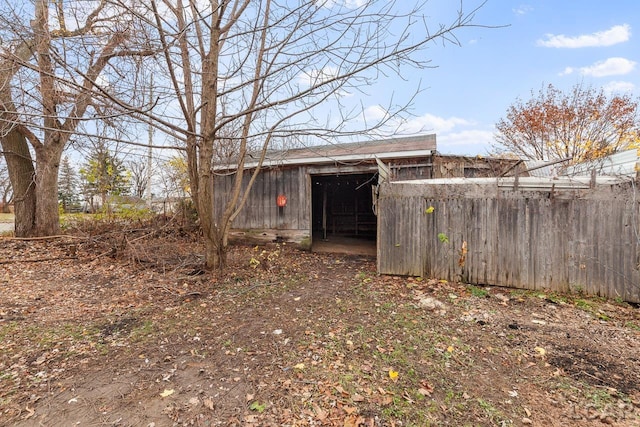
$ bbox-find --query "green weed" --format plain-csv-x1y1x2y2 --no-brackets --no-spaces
469,285,488,298
624,321,640,331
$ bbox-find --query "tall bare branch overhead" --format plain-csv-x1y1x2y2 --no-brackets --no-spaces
132,0,489,269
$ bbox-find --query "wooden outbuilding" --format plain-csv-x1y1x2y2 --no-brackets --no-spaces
213,134,523,252
214,135,435,249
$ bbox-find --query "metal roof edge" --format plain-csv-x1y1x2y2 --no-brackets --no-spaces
214,149,435,171
212,134,437,171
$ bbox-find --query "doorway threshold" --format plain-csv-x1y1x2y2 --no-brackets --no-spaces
312,235,376,257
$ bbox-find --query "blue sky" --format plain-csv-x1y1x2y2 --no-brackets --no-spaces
376,0,640,155
65,1,640,163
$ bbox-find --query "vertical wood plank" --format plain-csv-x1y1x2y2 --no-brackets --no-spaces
377,181,640,303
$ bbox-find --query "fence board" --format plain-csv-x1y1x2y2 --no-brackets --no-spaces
378,180,640,303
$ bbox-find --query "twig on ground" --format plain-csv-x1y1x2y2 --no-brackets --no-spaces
0,256,78,264
4,235,87,241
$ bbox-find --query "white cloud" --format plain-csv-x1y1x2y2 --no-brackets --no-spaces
361,107,492,155
581,57,636,77
364,108,473,135
537,24,631,48
316,0,366,8
94,74,110,89
398,115,497,155
558,57,636,77
603,80,636,94
298,66,339,87
437,130,495,155
396,113,472,135
363,105,389,122
559,66,575,76
513,5,533,16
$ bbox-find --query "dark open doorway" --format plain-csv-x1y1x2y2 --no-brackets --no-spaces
311,173,377,255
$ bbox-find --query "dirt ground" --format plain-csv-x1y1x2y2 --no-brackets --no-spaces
1,222,639,426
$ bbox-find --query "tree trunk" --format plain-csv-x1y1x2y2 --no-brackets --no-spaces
203,231,227,270
1,129,36,236
0,38,36,236
33,147,61,236
198,169,228,270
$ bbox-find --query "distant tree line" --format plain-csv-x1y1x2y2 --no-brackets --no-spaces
56,147,189,214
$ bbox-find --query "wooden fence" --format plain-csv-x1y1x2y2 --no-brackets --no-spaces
377,178,640,303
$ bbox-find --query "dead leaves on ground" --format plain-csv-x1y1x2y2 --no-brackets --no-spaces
2,231,640,426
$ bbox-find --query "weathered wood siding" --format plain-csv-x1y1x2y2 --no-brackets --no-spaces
377,181,640,302
213,166,310,243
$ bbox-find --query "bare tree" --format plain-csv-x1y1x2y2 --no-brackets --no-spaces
495,83,640,162
159,154,190,200
0,0,487,262
130,0,487,269
0,153,13,213
127,159,149,199
0,0,155,236
0,36,37,235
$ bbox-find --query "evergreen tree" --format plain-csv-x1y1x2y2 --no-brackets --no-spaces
58,156,79,212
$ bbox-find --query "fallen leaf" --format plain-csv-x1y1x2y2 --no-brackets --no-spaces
313,403,327,421
335,385,349,397
203,397,214,410
245,414,259,423
352,393,365,402
160,389,174,398
418,387,432,396
343,406,358,415
344,414,364,427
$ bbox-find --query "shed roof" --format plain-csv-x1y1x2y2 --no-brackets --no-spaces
220,134,436,170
